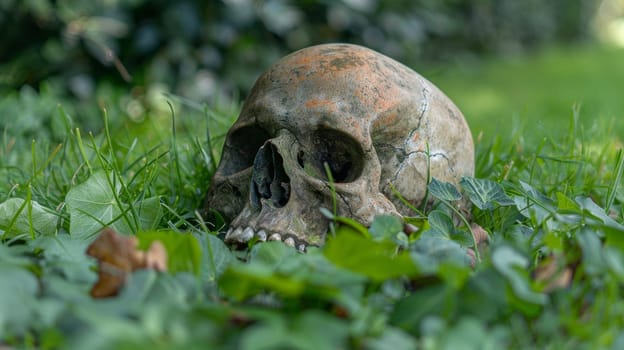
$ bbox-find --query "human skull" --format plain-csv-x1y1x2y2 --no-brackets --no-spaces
205,43,474,250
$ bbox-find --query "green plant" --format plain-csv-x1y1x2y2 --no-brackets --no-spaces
0,87,623,349
1,0,596,100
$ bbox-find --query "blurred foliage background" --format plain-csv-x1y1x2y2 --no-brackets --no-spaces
0,0,623,141
0,0,598,96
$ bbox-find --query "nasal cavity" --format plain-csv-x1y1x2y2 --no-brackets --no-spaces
250,141,291,209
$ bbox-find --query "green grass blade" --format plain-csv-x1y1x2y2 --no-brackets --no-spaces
606,149,624,213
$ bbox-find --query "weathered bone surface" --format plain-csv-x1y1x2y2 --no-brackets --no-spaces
205,43,474,248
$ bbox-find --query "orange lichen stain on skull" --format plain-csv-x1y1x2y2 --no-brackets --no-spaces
412,131,420,142
289,50,323,66
328,55,367,72
372,111,399,131
351,81,397,115
304,99,338,111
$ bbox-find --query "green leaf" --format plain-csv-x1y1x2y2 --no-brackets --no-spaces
410,234,471,274
460,177,514,209
555,192,579,211
514,181,558,223
570,196,624,250
30,234,95,283
65,171,132,238
604,247,624,280
369,215,404,241
364,326,417,350
220,243,364,302
249,240,298,268
324,228,418,281
576,228,606,275
218,243,309,300
390,284,450,329
0,244,32,266
321,208,371,239
428,178,462,201
457,269,508,321
440,317,509,350
491,245,547,306
65,171,163,239
428,210,455,238
134,196,163,231
0,264,39,338
426,211,473,247
0,198,57,238
136,230,202,275
240,310,349,350
219,262,307,301
438,262,472,290
197,233,234,282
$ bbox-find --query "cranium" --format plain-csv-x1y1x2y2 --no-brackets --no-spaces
205,43,474,250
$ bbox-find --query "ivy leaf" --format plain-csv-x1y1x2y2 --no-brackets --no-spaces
219,261,306,301
576,228,606,275
390,284,448,329
196,233,234,282
428,210,455,238
460,177,514,209
410,233,471,274
513,182,557,226
426,210,473,247
0,198,57,238
220,242,365,302
66,171,132,238
134,196,163,231
240,310,349,350
249,240,298,268
65,171,162,239
369,215,404,241
324,227,418,281
491,245,547,306
30,234,95,283
364,326,417,350
568,196,624,249
577,196,624,228
428,178,462,201
0,264,39,338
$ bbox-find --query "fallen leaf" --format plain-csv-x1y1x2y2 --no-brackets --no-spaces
467,223,489,268
86,228,167,298
470,223,489,244
533,254,573,292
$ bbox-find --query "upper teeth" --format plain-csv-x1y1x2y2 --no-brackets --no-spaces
225,226,307,252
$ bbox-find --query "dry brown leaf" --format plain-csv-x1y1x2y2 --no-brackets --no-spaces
533,254,573,292
86,228,168,298
467,223,489,268
470,223,489,245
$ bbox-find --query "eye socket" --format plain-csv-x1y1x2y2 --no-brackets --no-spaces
219,126,270,175
298,128,364,183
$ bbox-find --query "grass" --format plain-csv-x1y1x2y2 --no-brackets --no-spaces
426,45,624,145
1,46,624,349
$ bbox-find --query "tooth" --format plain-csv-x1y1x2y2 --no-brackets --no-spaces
268,233,281,241
297,244,306,252
240,226,254,242
226,227,242,241
283,237,295,247
256,229,267,241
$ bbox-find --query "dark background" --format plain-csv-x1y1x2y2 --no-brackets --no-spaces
1,0,597,100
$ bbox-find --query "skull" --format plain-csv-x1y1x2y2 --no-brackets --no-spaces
205,43,474,249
